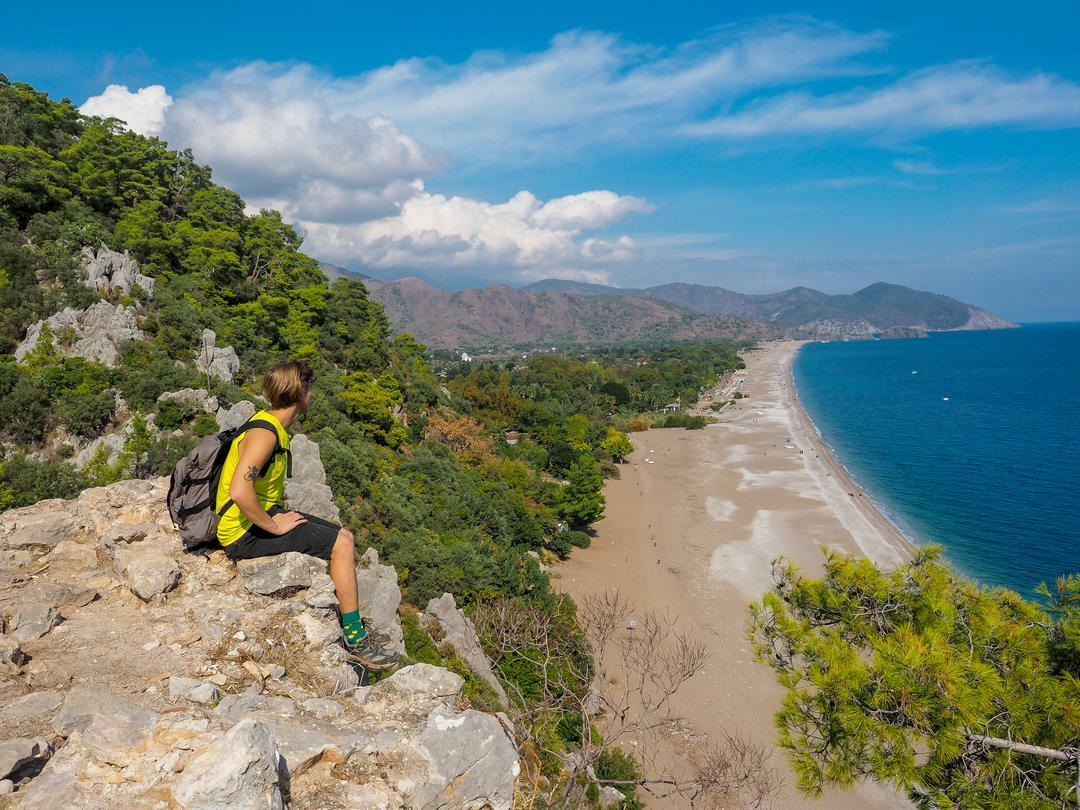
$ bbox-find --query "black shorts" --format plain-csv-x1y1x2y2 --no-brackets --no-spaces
223,506,340,562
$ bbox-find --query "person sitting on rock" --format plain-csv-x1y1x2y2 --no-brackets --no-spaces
215,359,399,671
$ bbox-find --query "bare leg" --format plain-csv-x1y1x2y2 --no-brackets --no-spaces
330,527,358,614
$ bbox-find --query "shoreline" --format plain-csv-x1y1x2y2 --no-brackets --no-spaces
781,342,916,564
554,339,909,808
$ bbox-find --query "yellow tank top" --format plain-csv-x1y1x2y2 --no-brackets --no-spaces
215,410,291,546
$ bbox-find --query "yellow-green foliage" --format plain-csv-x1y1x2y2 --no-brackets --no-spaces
749,547,1080,807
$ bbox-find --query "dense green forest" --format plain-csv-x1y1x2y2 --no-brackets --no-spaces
0,75,747,802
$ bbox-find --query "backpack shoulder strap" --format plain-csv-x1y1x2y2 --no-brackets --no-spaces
235,418,291,478
215,419,292,518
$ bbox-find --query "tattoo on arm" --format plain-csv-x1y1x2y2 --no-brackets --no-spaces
243,465,260,481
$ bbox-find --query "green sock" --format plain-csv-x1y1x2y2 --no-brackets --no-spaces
340,610,366,644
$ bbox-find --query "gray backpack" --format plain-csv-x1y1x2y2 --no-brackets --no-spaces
167,419,289,549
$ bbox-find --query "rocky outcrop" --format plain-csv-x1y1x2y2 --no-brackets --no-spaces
0,478,517,807
156,388,258,431
80,246,154,296
355,548,406,656
195,328,241,383
14,301,143,367
286,434,341,523
422,593,508,705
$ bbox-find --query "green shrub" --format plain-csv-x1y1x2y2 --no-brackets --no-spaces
192,412,219,436
55,387,115,436
567,530,591,549
0,453,86,509
655,413,709,430
145,434,198,476
154,399,196,431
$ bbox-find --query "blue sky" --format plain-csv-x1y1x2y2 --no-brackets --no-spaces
5,1,1079,320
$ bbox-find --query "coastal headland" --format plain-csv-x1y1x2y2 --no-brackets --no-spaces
554,339,911,808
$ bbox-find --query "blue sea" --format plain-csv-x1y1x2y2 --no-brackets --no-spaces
793,323,1080,597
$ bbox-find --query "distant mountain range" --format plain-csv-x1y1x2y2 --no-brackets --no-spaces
351,273,1014,349
522,280,1014,338
362,277,784,348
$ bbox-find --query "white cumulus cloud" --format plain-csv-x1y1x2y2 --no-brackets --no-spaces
299,187,649,282
79,84,173,136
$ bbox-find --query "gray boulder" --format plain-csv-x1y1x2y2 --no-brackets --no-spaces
80,246,154,296
214,693,298,723
355,548,405,655
285,433,340,522
218,399,257,430
172,717,288,810
0,637,29,674
237,551,326,596
8,602,61,641
0,510,78,551
423,592,508,705
168,676,220,705
0,692,63,729
72,432,126,470
375,664,463,703
78,709,158,767
3,580,94,641
113,545,181,601
300,697,344,722
12,744,92,808
53,686,159,737
247,712,369,776
599,785,626,808
15,301,143,367
195,328,241,383
0,736,49,780
409,707,519,810
158,387,219,414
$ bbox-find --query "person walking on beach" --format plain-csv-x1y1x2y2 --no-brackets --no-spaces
215,360,399,670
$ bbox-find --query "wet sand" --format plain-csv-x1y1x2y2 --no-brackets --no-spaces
554,340,910,808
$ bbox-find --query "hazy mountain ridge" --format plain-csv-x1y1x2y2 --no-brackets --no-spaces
364,277,785,348
523,279,1014,335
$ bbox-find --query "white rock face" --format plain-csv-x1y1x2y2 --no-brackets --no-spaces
195,328,241,383
423,592,508,705
237,551,326,596
0,479,520,808
15,301,143,367
80,246,154,296
355,548,406,655
172,717,287,810
286,433,341,522
157,387,219,413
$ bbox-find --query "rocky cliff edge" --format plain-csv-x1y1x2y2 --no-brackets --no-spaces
0,478,518,809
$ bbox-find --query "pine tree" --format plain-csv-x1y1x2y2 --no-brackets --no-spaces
557,453,605,527
748,547,1080,808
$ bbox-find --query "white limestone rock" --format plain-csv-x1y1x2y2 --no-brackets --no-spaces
423,592,508,705
237,551,326,597
217,399,257,430
407,707,519,810
195,328,241,383
172,717,288,810
80,245,154,296
113,544,181,601
15,301,143,367
355,548,405,655
157,387,219,414
285,433,341,522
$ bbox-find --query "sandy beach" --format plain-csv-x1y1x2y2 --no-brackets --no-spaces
554,340,911,808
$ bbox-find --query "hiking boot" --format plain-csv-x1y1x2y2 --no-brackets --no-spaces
342,631,400,671
335,610,392,646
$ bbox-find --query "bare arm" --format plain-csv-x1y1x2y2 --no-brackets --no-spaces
228,429,305,536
